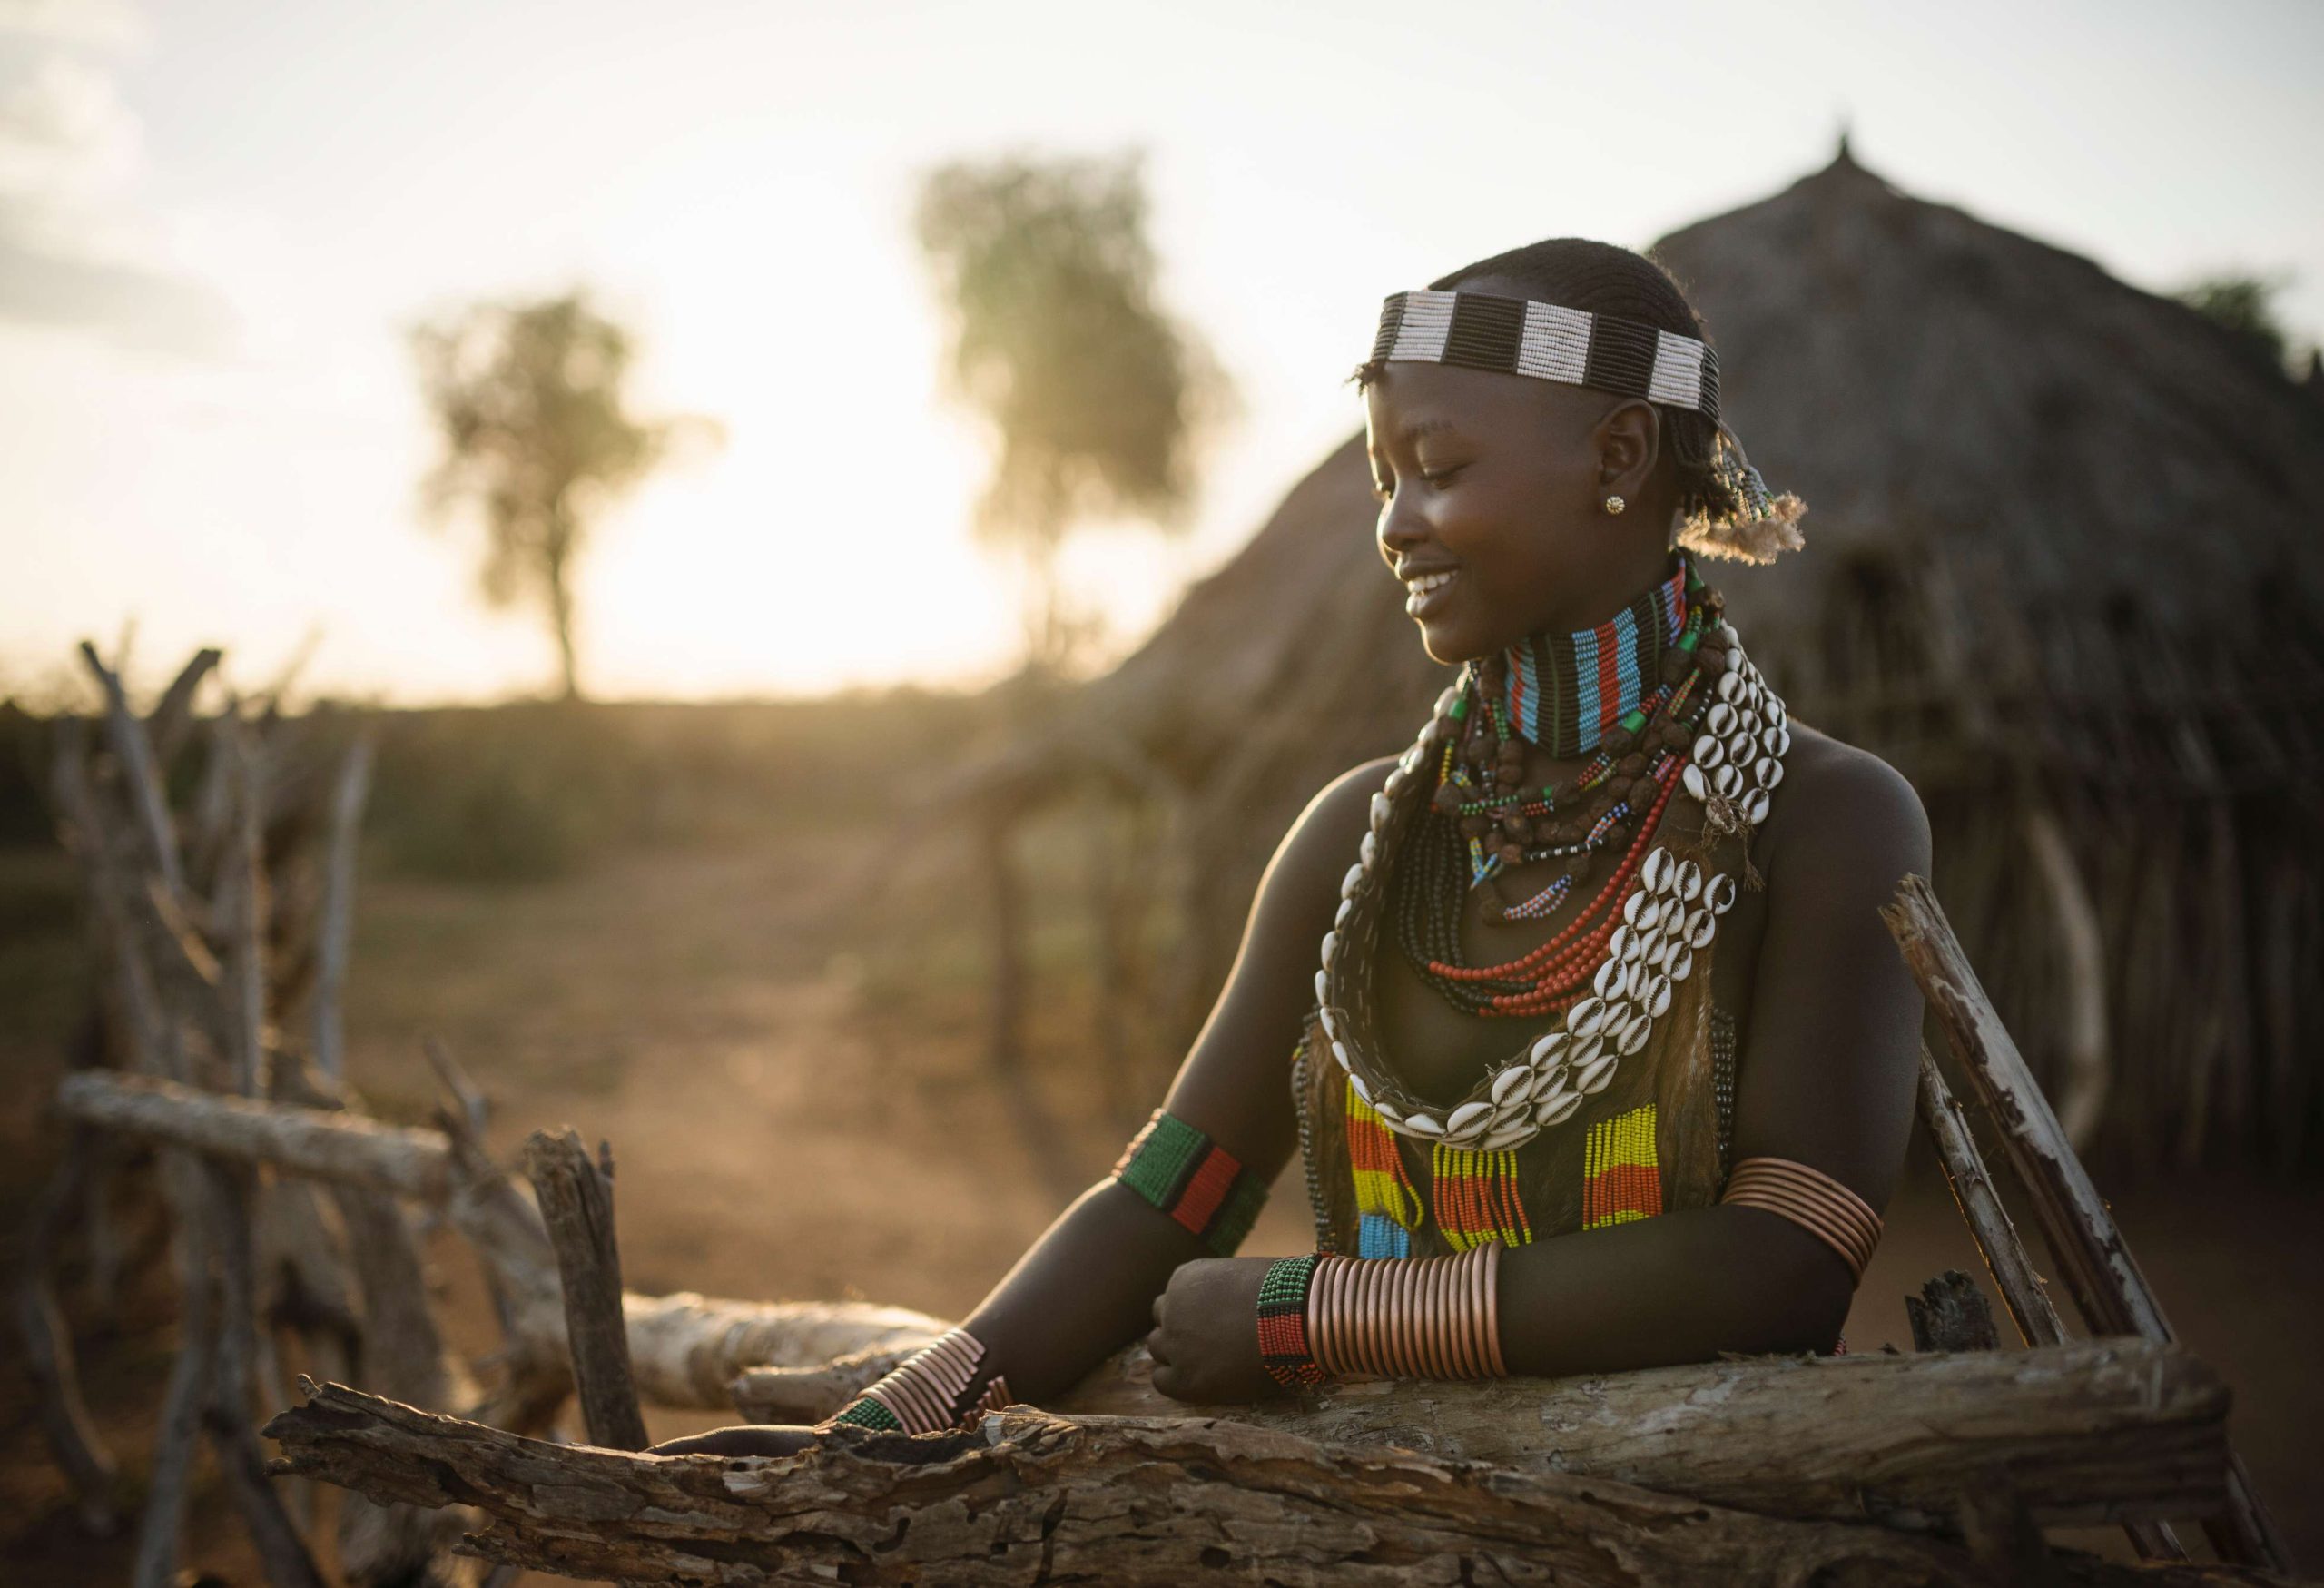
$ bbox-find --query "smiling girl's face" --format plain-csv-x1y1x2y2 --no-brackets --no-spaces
1364,281,1676,666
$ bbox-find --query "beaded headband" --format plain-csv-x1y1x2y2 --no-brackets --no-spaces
1365,287,1807,565
1370,290,1720,422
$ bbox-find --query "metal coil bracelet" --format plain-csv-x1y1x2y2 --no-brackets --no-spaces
1258,1241,1507,1387
1719,1156,1882,1281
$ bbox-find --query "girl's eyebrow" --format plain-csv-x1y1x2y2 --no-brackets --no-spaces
1369,417,1462,470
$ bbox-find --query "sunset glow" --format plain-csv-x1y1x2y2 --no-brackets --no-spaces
2,0,2318,704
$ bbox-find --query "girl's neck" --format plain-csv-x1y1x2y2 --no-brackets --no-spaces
1487,553,1691,760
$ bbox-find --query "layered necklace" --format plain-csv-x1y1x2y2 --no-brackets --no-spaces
1316,553,1790,1153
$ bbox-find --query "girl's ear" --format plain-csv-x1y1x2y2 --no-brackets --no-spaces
1593,399,1660,497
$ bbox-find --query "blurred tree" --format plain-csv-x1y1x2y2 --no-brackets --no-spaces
411,291,714,701
2174,272,2294,370
916,153,1229,676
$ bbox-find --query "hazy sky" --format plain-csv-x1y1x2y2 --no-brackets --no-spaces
4,0,2319,704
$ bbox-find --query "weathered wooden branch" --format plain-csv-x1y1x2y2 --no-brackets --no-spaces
196,1162,329,1588
740,1332,2235,1534
56,1070,453,1199
739,1325,2233,1542
1905,906,2189,1563
522,1129,649,1451
1884,873,2292,1572
2022,800,2111,1149
54,1068,950,1413
262,1381,2278,1588
132,1159,217,1588
147,647,221,763
1915,1044,2069,1347
10,1127,122,1534
220,721,270,1098
626,1291,941,1411
79,641,187,901
730,1344,918,1423
1060,1336,2229,1533
312,735,372,1084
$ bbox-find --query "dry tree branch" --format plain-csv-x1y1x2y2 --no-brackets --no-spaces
260,1379,2269,1588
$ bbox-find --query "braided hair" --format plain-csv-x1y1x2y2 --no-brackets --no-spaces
1356,238,1804,563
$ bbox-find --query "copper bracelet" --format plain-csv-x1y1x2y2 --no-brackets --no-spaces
1726,1159,1881,1273
1720,1157,1882,1281
1302,1244,1508,1381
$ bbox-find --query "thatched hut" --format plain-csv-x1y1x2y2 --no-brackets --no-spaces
1068,146,2324,1172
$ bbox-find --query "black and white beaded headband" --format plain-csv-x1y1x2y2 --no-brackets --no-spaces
1370,290,1721,425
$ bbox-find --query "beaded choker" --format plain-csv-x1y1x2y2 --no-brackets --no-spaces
1315,567,1790,1151
1498,562,1689,760
1422,558,1708,903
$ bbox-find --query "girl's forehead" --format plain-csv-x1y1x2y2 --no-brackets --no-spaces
1365,361,1586,442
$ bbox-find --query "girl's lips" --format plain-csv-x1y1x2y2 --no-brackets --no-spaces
1403,567,1459,619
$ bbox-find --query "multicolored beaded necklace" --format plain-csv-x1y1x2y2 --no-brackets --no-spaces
1393,557,1732,1016
1314,550,1789,1157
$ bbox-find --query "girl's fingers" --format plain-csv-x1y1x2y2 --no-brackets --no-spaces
651,1425,817,1458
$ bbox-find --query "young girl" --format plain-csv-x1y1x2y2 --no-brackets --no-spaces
660,237,1930,1451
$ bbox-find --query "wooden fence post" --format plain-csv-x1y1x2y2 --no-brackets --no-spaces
522,1129,649,1451
1886,873,2291,1573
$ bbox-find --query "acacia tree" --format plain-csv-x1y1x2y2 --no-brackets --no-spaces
411,291,704,701
916,153,1228,677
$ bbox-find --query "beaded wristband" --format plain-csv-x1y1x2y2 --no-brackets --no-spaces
1720,1157,1882,1282
823,1328,1014,1435
1256,1254,1328,1388
1113,1110,1268,1258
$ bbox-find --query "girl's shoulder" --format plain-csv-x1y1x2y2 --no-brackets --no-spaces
1756,720,1932,895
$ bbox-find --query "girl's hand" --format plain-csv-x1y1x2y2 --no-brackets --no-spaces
1147,1256,1280,1404
649,1424,820,1458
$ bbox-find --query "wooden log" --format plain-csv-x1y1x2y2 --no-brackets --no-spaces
57,1070,453,1199
1915,1045,2068,1347
261,1381,2278,1588
1884,873,2293,1572
737,1334,2236,1535
1905,1270,2001,1353
1054,1336,2230,1534
521,1129,649,1450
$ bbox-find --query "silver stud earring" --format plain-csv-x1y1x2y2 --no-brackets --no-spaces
1603,494,1626,516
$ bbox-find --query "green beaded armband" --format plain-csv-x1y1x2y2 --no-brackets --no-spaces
1112,1110,1267,1257
1256,1253,1327,1388
827,1395,903,1432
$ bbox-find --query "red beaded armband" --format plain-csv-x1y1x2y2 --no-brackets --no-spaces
1112,1110,1267,1257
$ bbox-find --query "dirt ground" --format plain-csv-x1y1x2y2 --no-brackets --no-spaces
3,825,2319,1584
